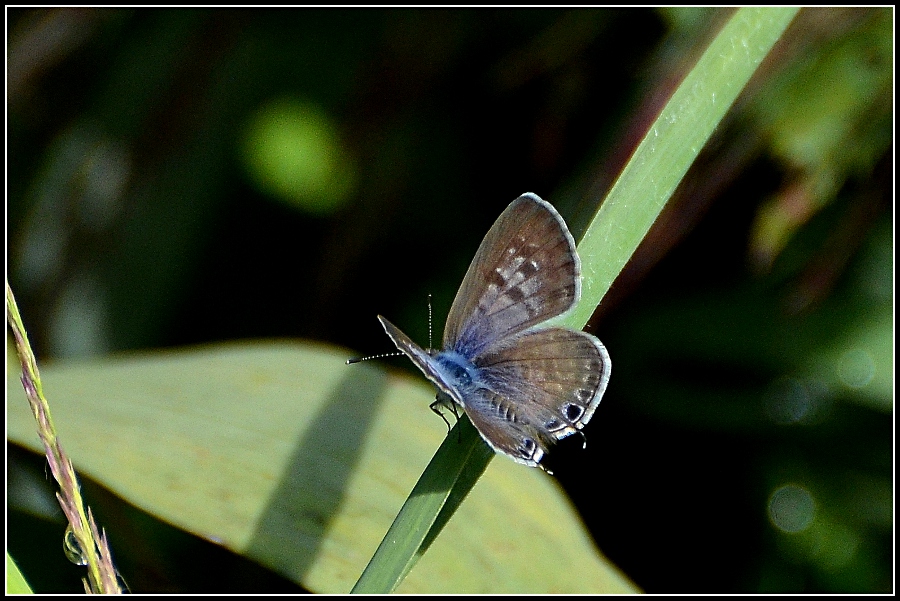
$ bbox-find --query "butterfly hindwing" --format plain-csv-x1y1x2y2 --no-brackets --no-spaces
461,386,553,467
474,327,611,440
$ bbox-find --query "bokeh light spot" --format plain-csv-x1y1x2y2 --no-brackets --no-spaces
837,348,875,389
48,271,110,358
764,377,811,424
241,97,357,216
768,484,815,533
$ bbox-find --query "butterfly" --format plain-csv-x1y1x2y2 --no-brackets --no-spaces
376,193,610,469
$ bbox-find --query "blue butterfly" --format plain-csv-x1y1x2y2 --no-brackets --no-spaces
378,193,610,469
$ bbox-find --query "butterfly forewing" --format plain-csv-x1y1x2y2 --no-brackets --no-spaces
378,315,465,407
443,193,580,359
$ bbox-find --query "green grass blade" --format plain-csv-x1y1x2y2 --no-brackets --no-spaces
353,6,799,593
351,416,492,593
569,7,799,327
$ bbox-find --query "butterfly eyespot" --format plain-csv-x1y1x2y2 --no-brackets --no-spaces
519,438,537,457
545,418,563,431
563,403,584,421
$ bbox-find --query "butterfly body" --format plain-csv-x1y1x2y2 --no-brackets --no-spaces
378,193,610,469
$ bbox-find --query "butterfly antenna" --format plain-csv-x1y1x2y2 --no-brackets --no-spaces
346,351,404,365
427,293,434,350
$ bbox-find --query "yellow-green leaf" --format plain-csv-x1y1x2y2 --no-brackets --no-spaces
7,341,637,593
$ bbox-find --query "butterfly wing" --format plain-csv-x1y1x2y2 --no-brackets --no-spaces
468,327,610,448
443,193,580,359
378,315,464,406
379,316,612,468
461,386,553,467
379,314,548,468
454,328,612,467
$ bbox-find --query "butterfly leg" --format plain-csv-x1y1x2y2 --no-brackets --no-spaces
429,398,453,434
449,403,463,443
429,393,461,439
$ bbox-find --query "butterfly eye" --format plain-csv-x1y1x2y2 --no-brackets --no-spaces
435,354,473,386
563,403,584,422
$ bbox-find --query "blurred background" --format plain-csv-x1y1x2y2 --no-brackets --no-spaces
6,7,893,593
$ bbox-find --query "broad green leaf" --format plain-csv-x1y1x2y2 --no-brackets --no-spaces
7,341,637,593
6,553,33,594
